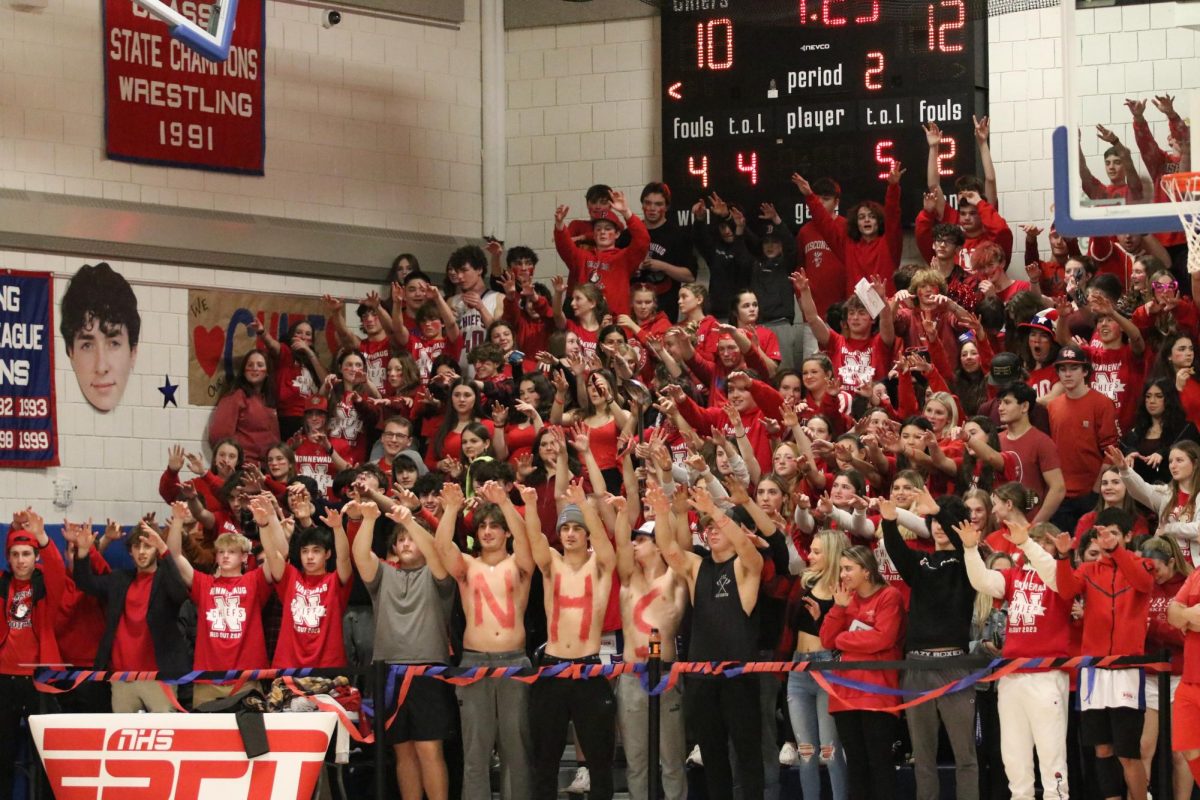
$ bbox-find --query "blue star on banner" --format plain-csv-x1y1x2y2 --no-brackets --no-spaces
158,375,179,408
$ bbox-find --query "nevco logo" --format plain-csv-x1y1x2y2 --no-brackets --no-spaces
31,714,335,800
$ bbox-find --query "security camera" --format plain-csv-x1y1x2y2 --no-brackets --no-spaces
322,9,341,28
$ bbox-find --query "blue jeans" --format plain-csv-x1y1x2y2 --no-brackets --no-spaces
786,651,847,800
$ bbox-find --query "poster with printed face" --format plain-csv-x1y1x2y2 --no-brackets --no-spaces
60,262,140,415
0,271,57,467
188,288,337,407
103,0,265,173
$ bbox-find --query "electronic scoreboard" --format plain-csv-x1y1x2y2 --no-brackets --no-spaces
661,0,989,226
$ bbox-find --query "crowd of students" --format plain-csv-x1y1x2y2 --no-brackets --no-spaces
3,106,1200,800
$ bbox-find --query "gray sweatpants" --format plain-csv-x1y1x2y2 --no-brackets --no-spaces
616,673,687,800
457,649,533,800
902,653,979,800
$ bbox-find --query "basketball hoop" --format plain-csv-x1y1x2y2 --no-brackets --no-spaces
1162,171,1200,275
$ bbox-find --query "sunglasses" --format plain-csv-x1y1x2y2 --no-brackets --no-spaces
1153,280,1179,291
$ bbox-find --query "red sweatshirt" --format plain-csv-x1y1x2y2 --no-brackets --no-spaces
819,585,905,714
999,562,1074,659
158,468,225,512
807,184,902,294
1055,546,1155,656
554,214,651,316
56,546,111,667
915,200,1014,268
208,389,280,466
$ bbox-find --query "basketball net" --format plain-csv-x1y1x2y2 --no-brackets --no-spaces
1162,171,1200,275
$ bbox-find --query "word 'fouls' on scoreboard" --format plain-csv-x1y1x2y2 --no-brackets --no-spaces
662,0,989,227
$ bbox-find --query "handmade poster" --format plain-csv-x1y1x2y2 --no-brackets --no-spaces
188,288,335,406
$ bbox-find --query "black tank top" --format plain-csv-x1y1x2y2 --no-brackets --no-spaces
690,555,758,662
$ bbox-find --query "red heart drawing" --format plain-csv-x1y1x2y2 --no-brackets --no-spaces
193,325,225,377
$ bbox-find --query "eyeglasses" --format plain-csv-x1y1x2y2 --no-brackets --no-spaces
381,432,410,440
1153,280,1179,291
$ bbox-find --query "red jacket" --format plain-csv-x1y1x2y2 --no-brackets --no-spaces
819,585,905,714
1148,573,1186,675
1055,546,1155,656
158,468,225,512
55,546,111,667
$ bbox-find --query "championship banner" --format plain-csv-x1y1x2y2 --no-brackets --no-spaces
103,0,265,173
188,289,337,406
0,271,57,468
31,712,336,800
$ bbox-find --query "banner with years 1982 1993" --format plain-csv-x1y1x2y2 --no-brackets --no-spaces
0,271,58,468
103,0,265,174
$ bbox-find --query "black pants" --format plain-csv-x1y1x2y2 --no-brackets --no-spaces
976,689,1010,800
0,675,52,800
529,661,616,800
835,710,897,800
686,675,763,800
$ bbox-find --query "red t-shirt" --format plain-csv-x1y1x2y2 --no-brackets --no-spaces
1085,343,1143,432
0,580,38,676
272,565,351,668
273,343,320,418
1027,365,1058,399
996,280,1032,304
1048,390,1120,497
504,423,538,466
824,331,890,393
293,437,336,499
999,427,1061,516
409,335,462,383
191,568,271,670
111,572,157,671
359,336,394,390
566,320,600,359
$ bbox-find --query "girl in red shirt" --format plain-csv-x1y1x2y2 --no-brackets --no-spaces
497,374,551,466
208,350,280,467
325,349,379,467
1073,465,1151,545
426,377,493,473
254,318,327,441
819,543,905,800
556,283,607,360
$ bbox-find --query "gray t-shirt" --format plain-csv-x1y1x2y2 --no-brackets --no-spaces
367,562,455,664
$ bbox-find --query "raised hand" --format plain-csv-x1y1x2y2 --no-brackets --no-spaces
322,294,344,314
554,205,570,226
517,483,539,508
1125,98,1147,119
973,115,990,144
1103,445,1127,468
1020,223,1043,239
791,173,812,196
167,444,185,472
569,422,591,453
688,484,719,516
184,452,206,476
1004,517,1030,547
491,402,509,426
248,495,275,527
385,504,413,526
604,494,628,514
955,521,979,549
887,161,905,185
609,189,629,216
1096,124,1119,145
789,270,810,295
1153,94,1177,116
709,192,729,217
563,480,587,507
476,480,508,506
877,497,897,520
758,202,780,223
359,501,380,521
691,198,707,219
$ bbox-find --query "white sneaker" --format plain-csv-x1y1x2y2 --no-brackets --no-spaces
686,744,703,767
779,742,799,766
566,765,590,794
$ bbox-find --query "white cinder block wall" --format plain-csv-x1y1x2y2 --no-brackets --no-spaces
0,0,484,232
503,17,661,270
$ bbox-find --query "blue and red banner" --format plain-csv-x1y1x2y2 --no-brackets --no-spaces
103,0,265,174
0,271,58,468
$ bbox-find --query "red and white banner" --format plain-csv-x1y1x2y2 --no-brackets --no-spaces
31,712,335,799
103,0,265,174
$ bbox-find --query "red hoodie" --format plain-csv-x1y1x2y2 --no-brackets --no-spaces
1055,546,1155,656
554,214,651,316
676,380,783,476
915,199,1014,268
807,183,902,294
